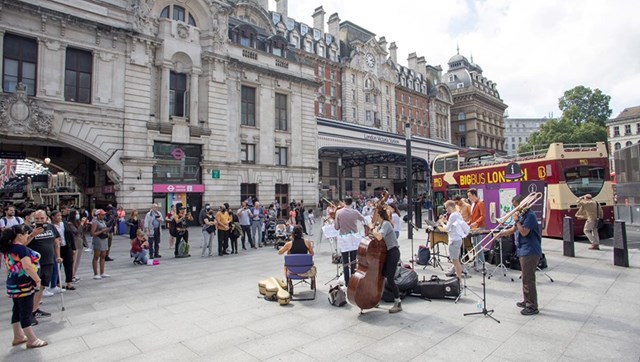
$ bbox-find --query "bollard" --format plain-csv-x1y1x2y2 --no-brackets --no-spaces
613,220,629,267
414,201,422,229
563,216,575,257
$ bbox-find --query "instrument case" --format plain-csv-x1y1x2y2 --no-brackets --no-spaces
410,275,460,300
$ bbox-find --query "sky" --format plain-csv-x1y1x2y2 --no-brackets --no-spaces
270,0,640,119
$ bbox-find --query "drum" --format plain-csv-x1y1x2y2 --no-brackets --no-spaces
322,224,339,239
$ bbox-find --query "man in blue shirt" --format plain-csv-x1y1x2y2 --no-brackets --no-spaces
498,195,542,316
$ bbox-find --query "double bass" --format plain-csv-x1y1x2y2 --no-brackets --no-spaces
347,191,390,311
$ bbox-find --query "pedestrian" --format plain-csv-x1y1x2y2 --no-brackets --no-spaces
51,210,75,290
1,224,48,348
90,209,111,280
198,204,211,249
202,208,216,257
215,204,231,255
29,210,61,320
103,205,115,262
576,194,603,250
67,209,87,283
237,202,254,249
126,209,141,243
165,204,176,250
250,202,265,247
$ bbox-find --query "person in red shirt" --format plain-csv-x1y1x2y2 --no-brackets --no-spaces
467,188,487,267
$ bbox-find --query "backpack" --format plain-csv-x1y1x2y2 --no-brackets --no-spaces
328,285,347,307
416,245,431,265
1,216,23,226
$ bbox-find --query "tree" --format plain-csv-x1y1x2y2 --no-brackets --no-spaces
558,86,612,126
518,86,610,153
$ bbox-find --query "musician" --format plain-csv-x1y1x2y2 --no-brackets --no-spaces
467,188,487,267
576,194,602,250
361,206,399,313
438,200,465,280
497,195,542,316
454,196,472,223
334,197,365,286
361,200,375,235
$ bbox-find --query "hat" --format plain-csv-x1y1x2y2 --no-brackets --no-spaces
224,202,230,210
584,194,593,199
96,209,106,216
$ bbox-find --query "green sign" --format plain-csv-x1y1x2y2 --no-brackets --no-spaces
211,169,220,179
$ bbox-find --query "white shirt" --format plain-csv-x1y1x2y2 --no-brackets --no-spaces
392,213,402,232
54,222,67,247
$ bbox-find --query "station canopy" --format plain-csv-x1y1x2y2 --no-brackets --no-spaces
318,147,430,174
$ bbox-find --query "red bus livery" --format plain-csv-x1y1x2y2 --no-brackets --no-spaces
431,143,614,238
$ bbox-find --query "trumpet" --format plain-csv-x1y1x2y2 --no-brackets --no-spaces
461,192,543,265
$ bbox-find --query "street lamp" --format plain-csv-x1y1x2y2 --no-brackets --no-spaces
337,156,343,200
405,122,413,243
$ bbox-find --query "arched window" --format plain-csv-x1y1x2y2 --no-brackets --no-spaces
159,5,197,27
625,141,632,147
614,142,621,150
365,78,372,89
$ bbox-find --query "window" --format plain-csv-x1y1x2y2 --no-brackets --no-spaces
352,89,356,100
365,93,370,103
458,112,465,121
152,142,202,183
637,123,640,134
373,166,379,178
460,136,466,147
275,93,287,131
240,183,257,204
359,180,367,192
614,142,621,150
318,161,323,177
613,126,620,137
64,48,92,104
330,86,336,97
318,66,324,79
385,85,389,94
329,162,337,177
240,34,251,47
458,124,466,132
434,158,445,173
330,70,336,80
317,45,324,57
359,165,366,177
345,180,353,192
290,35,299,48
626,141,632,147
160,6,169,18
188,14,196,26
625,124,632,135
395,167,401,179
512,144,515,150
366,111,372,123
3,33,37,96
351,74,355,83
173,5,185,21
563,165,605,198
330,49,337,61
241,143,255,164
304,40,312,52
386,99,390,112
331,105,337,117
365,78,372,89
344,167,352,178
169,71,188,117
241,86,256,126
275,147,288,166
352,107,357,119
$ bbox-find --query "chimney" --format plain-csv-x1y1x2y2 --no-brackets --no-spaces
378,36,387,54
327,12,340,42
275,0,288,17
312,6,325,33
389,42,398,63
407,52,418,71
417,56,426,76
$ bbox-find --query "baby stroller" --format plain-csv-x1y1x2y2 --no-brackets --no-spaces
274,219,290,249
265,219,277,245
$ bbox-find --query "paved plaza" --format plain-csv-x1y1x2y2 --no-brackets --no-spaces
1,221,640,362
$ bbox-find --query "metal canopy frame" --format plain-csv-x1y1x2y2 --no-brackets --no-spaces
318,147,429,174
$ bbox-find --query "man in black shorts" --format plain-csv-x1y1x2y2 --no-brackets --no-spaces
26,210,61,322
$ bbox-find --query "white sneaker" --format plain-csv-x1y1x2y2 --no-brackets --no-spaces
100,274,111,278
50,286,65,294
42,289,54,297
83,248,91,252
93,275,102,280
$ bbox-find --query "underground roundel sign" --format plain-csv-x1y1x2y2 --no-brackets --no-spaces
171,148,185,160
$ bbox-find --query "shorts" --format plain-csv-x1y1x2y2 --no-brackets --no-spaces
449,239,463,260
92,238,109,252
39,264,54,286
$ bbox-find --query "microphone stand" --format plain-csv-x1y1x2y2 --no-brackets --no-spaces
407,220,419,269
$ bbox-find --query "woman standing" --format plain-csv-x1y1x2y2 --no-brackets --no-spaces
372,207,402,313
68,209,87,282
127,209,141,242
165,205,176,250
51,210,75,290
90,210,111,279
229,210,241,254
1,224,48,348
171,204,191,258
390,203,402,239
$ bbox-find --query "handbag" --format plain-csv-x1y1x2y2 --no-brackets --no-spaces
206,225,216,233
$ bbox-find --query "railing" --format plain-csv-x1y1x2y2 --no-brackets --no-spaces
615,204,640,226
242,49,258,60
275,59,289,68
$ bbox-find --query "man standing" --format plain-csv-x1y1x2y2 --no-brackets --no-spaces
0,205,24,230
144,204,163,259
26,210,61,322
498,195,542,316
467,188,487,267
104,205,115,261
576,194,603,250
334,197,366,286
237,201,254,249
251,202,265,247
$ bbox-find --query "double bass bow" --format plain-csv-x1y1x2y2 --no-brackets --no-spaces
347,191,390,312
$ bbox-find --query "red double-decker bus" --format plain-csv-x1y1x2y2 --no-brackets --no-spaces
431,142,614,238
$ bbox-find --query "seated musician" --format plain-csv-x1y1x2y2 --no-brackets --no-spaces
278,226,314,277
438,200,466,280
371,207,403,313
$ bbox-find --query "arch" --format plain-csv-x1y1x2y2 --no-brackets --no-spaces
233,1,274,32
152,0,213,31
171,51,194,72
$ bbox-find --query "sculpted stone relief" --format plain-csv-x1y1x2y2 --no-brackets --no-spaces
0,83,53,136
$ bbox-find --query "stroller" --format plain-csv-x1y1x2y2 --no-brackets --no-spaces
273,219,290,249
265,219,277,245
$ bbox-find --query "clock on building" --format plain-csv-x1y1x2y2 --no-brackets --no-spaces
365,53,375,68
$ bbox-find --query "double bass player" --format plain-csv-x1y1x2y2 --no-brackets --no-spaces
371,206,403,313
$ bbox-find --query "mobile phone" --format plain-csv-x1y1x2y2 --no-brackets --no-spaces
36,223,44,228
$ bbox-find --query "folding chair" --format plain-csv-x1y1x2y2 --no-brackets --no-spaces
285,254,316,301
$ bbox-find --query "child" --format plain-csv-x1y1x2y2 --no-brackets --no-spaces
306,209,315,226
131,229,150,265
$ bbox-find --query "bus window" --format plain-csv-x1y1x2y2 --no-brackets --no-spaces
564,166,605,198
445,156,458,172
434,158,445,173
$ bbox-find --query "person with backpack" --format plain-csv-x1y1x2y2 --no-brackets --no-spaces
143,204,163,259
171,203,191,258
0,205,24,231
439,200,469,280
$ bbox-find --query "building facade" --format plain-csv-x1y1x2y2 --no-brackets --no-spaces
607,106,640,153
445,51,507,152
504,117,548,155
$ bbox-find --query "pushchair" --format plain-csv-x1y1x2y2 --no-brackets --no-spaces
273,219,290,249
265,219,277,245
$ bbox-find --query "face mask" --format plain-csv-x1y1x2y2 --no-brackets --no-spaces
76,214,81,220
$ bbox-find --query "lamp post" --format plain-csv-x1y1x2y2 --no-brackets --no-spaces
405,122,413,242
337,156,343,200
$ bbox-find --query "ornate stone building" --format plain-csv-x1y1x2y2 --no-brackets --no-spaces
0,0,319,212
504,117,548,155
445,50,507,152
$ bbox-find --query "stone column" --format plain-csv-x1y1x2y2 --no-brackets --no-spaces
189,69,200,126
0,30,4,92
159,63,170,122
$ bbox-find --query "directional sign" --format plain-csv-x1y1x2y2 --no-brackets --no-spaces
211,169,220,179
0,151,26,159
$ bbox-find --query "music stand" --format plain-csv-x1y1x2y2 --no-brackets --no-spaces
464,261,500,323
488,236,514,282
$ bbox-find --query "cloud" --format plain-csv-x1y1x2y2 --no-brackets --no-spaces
271,0,640,118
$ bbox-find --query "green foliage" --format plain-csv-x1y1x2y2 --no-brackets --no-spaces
518,86,611,154
558,86,612,126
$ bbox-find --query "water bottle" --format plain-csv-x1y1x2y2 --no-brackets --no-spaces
476,300,483,310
